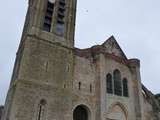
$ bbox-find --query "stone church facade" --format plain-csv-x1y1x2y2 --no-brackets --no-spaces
0,0,160,120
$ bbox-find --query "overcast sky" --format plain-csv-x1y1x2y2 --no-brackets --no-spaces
0,0,160,105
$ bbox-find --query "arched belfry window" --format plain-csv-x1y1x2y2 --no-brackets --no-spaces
43,0,55,32
113,69,122,96
56,0,66,36
123,78,129,97
37,99,47,120
106,73,113,94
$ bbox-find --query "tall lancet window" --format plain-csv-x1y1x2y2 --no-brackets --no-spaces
43,0,55,32
106,73,113,94
37,99,47,120
56,0,66,36
113,69,122,96
123,78,129,97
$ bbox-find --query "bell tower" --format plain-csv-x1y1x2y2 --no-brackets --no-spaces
23,0,76,48
2,0,77,120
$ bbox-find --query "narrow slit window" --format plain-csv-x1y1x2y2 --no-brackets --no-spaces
43,0,55,32
90,84,92,93
106,73,113,94
37,99,47,120
78,82,81,90
38,105,42,120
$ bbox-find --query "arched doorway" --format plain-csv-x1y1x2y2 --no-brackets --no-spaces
73,105,89,120
107,103,128,120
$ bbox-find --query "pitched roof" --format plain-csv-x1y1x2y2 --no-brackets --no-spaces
102,36,127,59
75,36,128,63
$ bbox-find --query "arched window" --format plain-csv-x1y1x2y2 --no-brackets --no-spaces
43,0,55,32
106,73,113,94
56,0,66,35
123,78,129,97
73,105,89,120
37,99,47,120
113,69,122,96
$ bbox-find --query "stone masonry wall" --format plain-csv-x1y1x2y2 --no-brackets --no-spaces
0,106,4,120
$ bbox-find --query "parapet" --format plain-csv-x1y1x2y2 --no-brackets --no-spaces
128,58,140,68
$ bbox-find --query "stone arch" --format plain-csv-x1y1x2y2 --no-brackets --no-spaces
73,104,91,120
107,102,128,120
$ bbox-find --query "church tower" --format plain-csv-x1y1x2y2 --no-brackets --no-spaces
2,0,77,120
